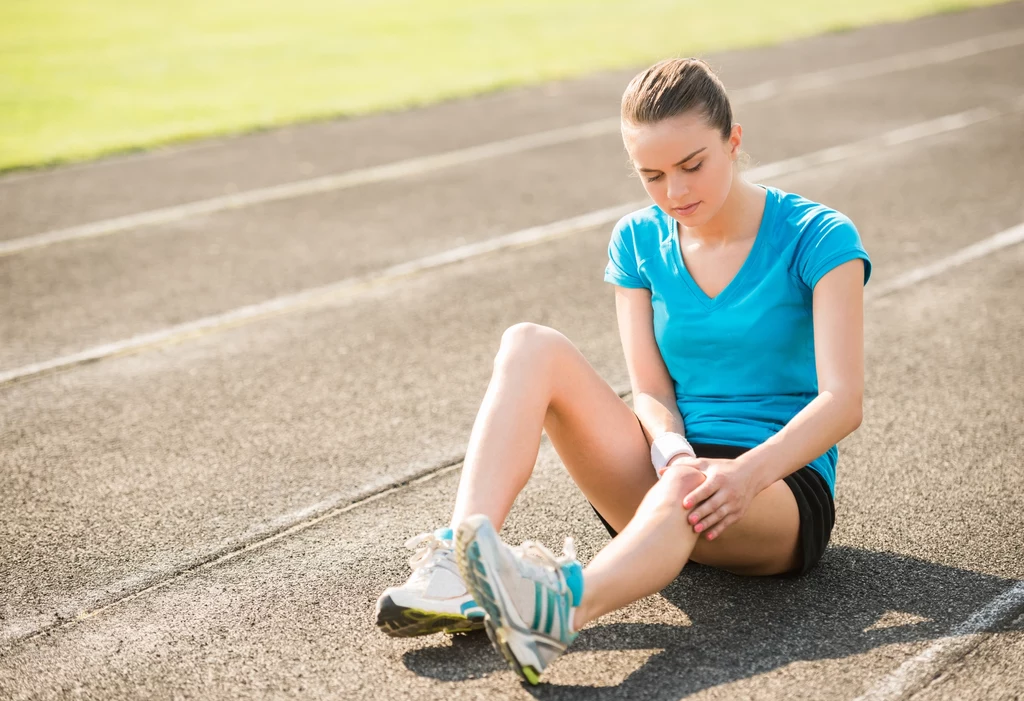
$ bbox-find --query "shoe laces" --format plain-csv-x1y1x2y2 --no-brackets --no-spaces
404,532,453,576
513,537,577,591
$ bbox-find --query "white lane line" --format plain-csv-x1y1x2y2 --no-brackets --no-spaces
2,28,1022,257
0,457,468,649
2,98,1022,387
867,223,1024,301
0,203,640,386
0,119,617,258
854,581,1024,701
732,26,1024,102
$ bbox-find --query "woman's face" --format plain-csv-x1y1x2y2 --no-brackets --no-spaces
621,112,741,227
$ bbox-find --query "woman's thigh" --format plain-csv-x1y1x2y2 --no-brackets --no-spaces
534,328,658,532
688,478,801,576
531,326,800,575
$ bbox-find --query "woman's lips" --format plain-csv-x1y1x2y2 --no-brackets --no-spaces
673,202,701,216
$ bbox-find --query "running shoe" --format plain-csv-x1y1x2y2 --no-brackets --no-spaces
375,527,486,637
455,515,583,685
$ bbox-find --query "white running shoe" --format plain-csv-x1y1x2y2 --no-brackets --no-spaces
375,527,486,637
454,515,583,685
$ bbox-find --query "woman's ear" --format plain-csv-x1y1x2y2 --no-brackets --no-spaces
729,123,743,159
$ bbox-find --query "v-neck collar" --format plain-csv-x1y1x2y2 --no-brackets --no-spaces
669,186,775,310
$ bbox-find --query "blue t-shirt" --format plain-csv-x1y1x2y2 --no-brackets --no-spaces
603,185,871,495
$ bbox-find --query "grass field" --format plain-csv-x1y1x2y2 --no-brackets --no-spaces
0,0,1009,171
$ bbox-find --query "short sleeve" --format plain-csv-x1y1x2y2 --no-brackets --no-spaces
604,218,648,289
794,212,872,290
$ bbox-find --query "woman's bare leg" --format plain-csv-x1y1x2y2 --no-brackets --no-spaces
448,322,801,628
449,322,656,531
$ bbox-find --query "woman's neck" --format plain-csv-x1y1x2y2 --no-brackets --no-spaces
683,176,764,247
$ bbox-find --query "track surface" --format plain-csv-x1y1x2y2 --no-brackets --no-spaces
1,4,1023,699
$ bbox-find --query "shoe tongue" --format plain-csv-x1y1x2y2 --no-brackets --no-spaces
561,561,584,607
433,526,454,543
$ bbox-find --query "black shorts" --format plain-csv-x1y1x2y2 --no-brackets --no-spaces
589,442,835,577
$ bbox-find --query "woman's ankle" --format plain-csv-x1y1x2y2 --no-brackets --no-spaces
571,605,587,634
571,590,599,633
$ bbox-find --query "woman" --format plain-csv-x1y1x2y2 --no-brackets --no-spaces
375,57,870,686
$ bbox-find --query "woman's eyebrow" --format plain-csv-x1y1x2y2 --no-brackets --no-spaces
637,147,707,172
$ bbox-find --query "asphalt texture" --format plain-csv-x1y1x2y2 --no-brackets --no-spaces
2,3,1023,699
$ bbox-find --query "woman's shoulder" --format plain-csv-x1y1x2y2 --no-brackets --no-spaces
764,186,857,246
762,186,871,287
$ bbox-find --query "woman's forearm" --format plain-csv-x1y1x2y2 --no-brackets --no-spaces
739,390,863,493
632,392,687,444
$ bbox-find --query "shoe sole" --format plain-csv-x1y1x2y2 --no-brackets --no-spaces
454,516,547,685
375,594,485,638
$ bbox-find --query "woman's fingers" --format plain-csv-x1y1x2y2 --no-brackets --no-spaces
705,513,739,541
685,490,724,528
695,503,730,534
676,460,749,540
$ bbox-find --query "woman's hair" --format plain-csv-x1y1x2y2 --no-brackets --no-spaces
620,58,733,139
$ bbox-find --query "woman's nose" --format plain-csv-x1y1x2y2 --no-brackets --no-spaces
666,174,689,201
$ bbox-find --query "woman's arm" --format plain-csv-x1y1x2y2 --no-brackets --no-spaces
737,258,866,493
613,286,685,445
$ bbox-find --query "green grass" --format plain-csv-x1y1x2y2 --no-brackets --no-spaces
0,0,1009,171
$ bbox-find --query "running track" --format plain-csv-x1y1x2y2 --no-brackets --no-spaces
1,4,1022,699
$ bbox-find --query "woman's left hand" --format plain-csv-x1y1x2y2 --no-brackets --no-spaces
675,457,758,541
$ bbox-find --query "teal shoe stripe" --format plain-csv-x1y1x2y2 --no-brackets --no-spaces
544,589,556,634
557,593,567,638
460,599,483,617
532,582,542,630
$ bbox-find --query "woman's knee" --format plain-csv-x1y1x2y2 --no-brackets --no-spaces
495,322,569,371
643,466,706,513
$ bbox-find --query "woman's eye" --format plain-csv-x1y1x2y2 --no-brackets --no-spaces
645,173,663,182
683,162,703,173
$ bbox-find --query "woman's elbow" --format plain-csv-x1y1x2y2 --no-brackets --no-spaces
844,393,864,433
849,403,863,432
823,387,863,434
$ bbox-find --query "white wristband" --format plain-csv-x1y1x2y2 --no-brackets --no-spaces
651,433,696,477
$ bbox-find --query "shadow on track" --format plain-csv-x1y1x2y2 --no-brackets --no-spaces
401,546,1022,697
